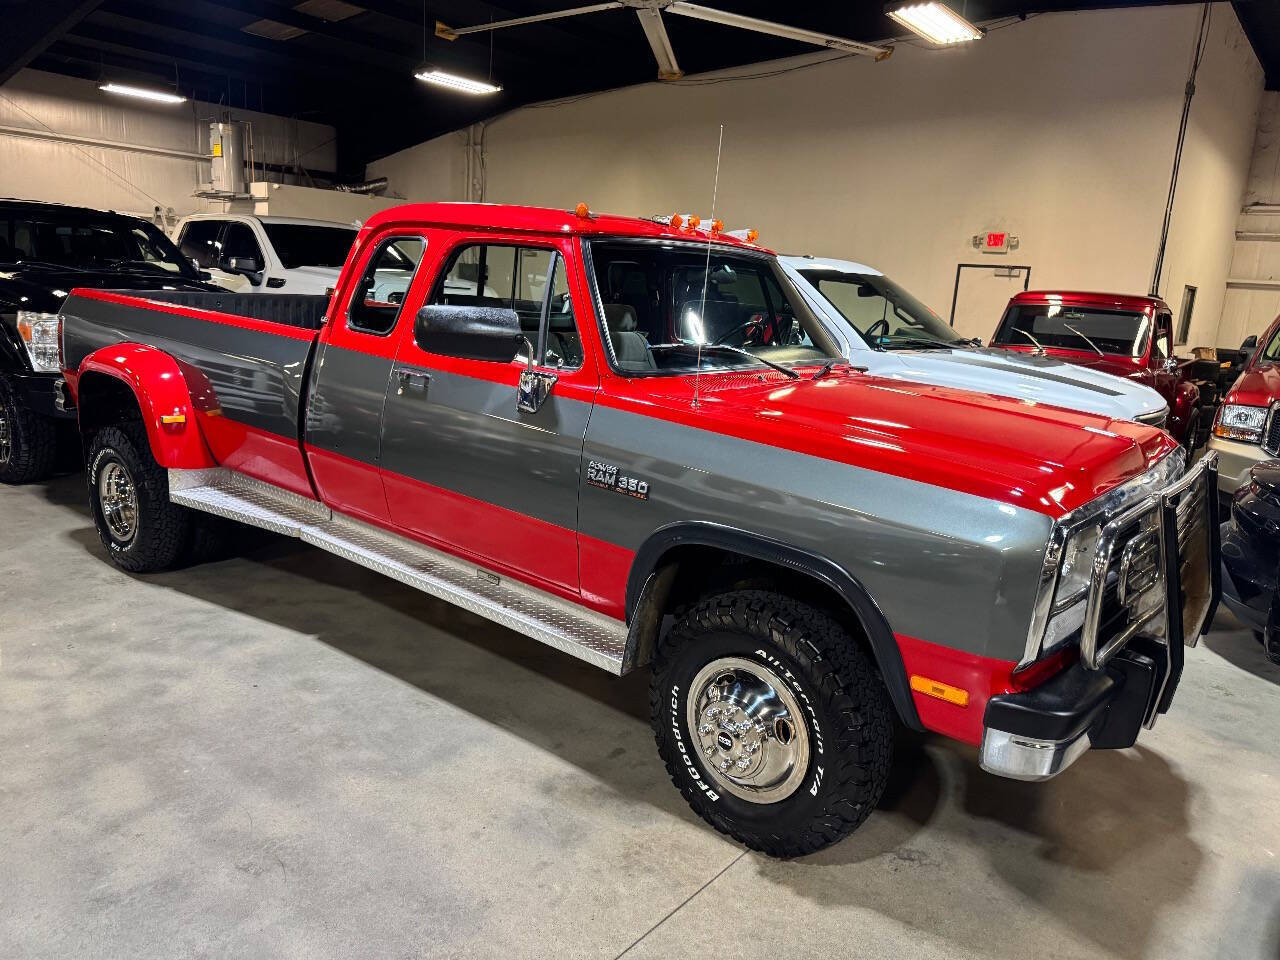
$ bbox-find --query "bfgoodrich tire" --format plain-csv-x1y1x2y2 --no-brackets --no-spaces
651,590,893,858
87,424,191,572
0,373,58,484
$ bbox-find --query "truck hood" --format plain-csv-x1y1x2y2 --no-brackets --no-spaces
875,347,1166,420
1225,362,1280,408
613,367,1179,518
0,262,218,314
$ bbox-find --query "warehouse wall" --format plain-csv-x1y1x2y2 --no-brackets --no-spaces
1218,91,1280,350
370,3,1261,347
0,69,336,223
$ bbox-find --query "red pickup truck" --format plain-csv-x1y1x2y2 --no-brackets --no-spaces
987,291,1203,447
1208,313,1280,501
54,203,1220,856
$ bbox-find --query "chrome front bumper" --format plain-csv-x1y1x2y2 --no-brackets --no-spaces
980,454,1221,781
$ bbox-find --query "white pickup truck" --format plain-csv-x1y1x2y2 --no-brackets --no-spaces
172,214,365,295
780,255,1169,426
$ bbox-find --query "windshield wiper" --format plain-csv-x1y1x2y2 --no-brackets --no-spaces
1010,328,1046,353
880,337,958,350
812,358,869,380
1063,322,1105,357
658,343,801,379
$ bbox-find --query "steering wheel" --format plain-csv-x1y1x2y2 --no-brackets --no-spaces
864,317,889,341
712,315,769,347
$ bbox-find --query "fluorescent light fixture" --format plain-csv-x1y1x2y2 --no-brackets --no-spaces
99,83,186,104
413,68,501,95
887,2,982,45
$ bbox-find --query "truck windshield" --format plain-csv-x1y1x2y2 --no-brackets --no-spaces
992,305,1150,357
263,223,358,269
1262,325,1280,364
588,240,836,374
0,215,196,277
798,269,968,350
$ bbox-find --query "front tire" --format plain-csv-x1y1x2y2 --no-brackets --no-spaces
650,590,893,858
0,373,58,484
87,424,191,572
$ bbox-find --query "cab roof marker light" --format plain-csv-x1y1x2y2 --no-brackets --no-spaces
886,2,983,45
413,69,502,95
99,83,186,104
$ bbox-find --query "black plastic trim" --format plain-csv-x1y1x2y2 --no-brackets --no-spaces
625,520,923,731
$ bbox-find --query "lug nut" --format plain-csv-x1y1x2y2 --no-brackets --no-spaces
699,723,712,735
735,757,752,771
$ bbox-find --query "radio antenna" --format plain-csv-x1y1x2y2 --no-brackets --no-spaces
693,123,724,409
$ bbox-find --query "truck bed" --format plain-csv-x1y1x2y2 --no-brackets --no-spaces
61,287,323,494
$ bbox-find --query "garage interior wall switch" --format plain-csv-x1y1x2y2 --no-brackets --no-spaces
368,5,1263,349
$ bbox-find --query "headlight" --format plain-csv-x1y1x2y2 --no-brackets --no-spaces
1214,403,1268,443
1025,449,1186,663
15,311,62,373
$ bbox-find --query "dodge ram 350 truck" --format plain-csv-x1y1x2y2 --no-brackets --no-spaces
58,203,1221,857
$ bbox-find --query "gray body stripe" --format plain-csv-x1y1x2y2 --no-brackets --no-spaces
304,342,394,467
64,293,1051,662
379,365,590,532
581,404,1052,662
62,296,313,439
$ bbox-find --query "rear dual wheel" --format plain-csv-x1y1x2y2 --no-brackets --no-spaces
86,424,231,571
651,590,893,858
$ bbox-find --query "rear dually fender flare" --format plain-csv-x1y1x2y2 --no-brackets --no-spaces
73,344,215,469
624,521,923,730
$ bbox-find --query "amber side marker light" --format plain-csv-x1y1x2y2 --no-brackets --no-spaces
909,675,970,707
574,202,591,218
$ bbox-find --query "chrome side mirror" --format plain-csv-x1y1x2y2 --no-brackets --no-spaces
516,336,557,414
1161,357,1178,373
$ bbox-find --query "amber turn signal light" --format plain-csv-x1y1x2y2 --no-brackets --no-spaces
909,675,970,707
574,202,590,218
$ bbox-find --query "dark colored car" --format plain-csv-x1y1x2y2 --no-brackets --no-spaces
1221,460,1280,663
0,199,221,482
988,291,1204,448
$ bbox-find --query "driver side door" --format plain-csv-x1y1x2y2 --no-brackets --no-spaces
379,232,598,595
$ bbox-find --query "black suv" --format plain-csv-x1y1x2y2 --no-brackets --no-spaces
0,199,220,482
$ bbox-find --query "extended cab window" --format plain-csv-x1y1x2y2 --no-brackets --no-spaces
432,243,582,368
349,236,426,336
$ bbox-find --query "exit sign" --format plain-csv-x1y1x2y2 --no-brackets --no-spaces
972,231,1018,254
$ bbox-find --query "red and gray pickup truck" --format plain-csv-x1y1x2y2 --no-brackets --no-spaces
987,291,1205,448
56,203,1220,857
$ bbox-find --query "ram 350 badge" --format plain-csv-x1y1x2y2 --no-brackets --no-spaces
586,460,649,500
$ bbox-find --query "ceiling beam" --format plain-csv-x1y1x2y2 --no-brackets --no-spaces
0,0,104,85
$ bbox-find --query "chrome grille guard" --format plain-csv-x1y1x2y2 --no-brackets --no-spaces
1080,453,1221,682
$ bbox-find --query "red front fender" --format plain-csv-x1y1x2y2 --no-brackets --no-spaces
72,344,216,469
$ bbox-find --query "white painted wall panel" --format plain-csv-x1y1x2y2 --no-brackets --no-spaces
0,70,336,220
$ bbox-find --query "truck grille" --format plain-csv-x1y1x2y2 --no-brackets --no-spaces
1081,455,1218,670
1264,405,1279,457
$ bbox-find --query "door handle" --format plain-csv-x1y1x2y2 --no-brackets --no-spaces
395,366,431,394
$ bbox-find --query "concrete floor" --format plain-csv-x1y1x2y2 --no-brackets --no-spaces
2,473,1279,960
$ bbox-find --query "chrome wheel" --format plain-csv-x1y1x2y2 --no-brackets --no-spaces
98,461,139,543
686,656,811,804
0,402,10,465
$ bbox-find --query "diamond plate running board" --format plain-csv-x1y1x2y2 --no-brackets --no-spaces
168,468,629,674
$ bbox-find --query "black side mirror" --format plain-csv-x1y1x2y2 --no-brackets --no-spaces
225,256,264,285
1240,335,1258,355
415,304,520,363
